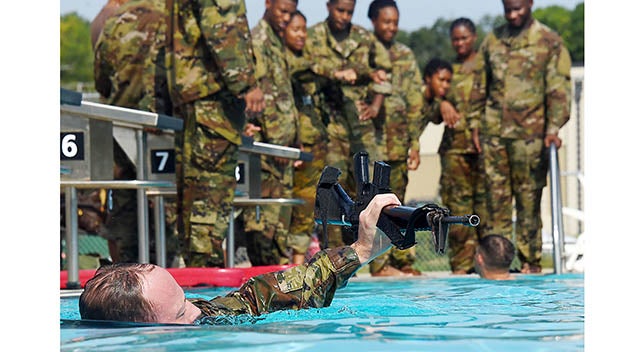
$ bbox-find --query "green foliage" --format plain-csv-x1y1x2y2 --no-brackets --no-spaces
60,12,94,89
400,2,584,69
567,3,584,63
400,18,454,73
533,3,584,63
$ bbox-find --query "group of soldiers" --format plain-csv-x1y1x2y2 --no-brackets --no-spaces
89,0,572,276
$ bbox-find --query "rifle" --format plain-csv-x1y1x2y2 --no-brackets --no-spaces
314,151,480,254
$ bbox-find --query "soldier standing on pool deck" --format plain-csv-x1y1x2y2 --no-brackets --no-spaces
167,0,265,268
242,0,300,266
93,0,180,265
365,0,423,276
477,0,571,273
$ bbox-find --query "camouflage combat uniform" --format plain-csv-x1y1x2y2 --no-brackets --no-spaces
368,40,425,274
93,0,179,265
285,49,330,257
478,19,571,270
305,20,391,247
190,245,360,323
435,54,487,273
242,18,299,266
167,0,257,267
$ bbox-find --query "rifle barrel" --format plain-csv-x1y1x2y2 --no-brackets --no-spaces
441,215,480,227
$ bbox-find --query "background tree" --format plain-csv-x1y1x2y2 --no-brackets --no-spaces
532,3,584,64
60,12,93,90
402,18,453,71
398,3,584,72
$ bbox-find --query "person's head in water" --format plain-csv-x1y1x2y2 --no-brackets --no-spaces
79,263,201,324
474,234,516,280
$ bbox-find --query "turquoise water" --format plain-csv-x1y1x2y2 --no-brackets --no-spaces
60,273,584,351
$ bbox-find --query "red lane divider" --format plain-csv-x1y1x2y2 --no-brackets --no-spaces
61,265,295,289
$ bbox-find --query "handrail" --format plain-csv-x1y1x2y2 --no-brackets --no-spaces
549,144,566,274
61,100,183,131
240,136,313,161
61,180,175,189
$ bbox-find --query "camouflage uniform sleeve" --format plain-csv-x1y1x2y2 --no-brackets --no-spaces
545,41,572,135
196,0,256,96
138,12,169,113
466,52,487,131
196,246,360,317
93,23,113,99
405,58,425,152
369,38,392,95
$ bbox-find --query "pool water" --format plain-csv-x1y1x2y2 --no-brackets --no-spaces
60,273,584,351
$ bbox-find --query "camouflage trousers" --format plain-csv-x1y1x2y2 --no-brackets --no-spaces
289,139,328,255
480,136,548,268
100,189,179,266
243,158,294,266
177,100,239,268
324,120,354,248
439,152,486,272
368,247,417,273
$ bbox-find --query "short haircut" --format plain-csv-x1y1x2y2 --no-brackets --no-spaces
79,263,157,322
478,234,516,271
423,57,453,80
292,9,307,22
367,0,398,20
450,17,476,34
329,0,356,4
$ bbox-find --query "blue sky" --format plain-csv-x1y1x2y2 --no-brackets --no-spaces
60,0,583,31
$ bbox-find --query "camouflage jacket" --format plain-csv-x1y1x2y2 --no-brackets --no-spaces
410,85,445,150
167,0,256,143
478,19,571,140
190,246,360,324
379,40,424,160
304,21,392,105
286,49,329,145
436,54,486,155
250,18,299,147
93,0,171,113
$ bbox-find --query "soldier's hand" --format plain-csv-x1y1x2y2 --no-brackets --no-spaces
244,123,261,137
244,86,265,115
407,149,420,170
369,69,387,84
144,127,163,135
544,134,562,148
294,144,304,168
351,193,400,264
358,103,379,121
440,100,461,128
334,68,357,84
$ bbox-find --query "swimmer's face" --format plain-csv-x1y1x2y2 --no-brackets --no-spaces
142,266,201,324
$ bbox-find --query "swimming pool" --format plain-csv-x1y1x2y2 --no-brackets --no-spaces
60,273,584,351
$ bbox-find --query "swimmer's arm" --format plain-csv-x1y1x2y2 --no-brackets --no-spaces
207,247,360,316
